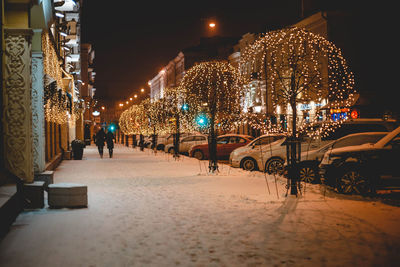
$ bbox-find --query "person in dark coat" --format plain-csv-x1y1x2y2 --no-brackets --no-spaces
106,130,116,158
95,128,106,158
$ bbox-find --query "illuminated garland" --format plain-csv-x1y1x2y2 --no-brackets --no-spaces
119,89,181,136
119,103,151,135
119,29,355,139
179,61,243,134
239,27,356,135
42,32,70,124
237,113,286,134
42,32,64,92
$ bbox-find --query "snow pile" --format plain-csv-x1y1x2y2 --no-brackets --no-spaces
0,145,399,266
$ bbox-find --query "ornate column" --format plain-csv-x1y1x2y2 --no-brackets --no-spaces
3,29,34,183
32,50,46,173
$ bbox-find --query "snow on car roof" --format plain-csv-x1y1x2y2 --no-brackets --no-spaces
327,143,376,154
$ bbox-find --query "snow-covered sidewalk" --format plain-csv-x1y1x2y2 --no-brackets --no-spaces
0,144,399,266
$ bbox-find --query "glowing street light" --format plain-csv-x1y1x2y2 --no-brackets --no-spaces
134,94,138,98
209,22,216,28
101,106,105,110
129,97,133,101
140,88,145,93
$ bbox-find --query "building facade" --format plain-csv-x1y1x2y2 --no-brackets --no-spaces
1,0,87,183
149,36,239,102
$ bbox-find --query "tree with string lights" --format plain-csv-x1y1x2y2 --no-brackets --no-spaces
241,27,355,195
119,103,148,150
180,61,243,172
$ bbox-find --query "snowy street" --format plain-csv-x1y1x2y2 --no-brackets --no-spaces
0,144,399,266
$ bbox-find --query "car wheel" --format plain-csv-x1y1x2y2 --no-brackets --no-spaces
299,165,319,184
168,147,175,154
265,158,284,175
156,144,164,150
241,158,258,171
193,150,204,160
337,166,372,195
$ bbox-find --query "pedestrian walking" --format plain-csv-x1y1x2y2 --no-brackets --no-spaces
95,128,106,158
106,129,116,158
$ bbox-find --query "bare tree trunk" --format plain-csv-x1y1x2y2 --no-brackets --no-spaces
174,113,180,158
208,111,218,172
139,134,144,151
132,135,137,148
289,99,298,195
152,127,157,151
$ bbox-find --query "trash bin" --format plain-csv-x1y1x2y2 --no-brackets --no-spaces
71,139,85,160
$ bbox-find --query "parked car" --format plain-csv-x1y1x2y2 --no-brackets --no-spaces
229,134,286,171
147,134,166,150
319,126,400,195
143,136,152,148
230,134,324,174
189,134,254,160
230,118,397,175
165,134,208,154
155,133,194,151
289,131,388,183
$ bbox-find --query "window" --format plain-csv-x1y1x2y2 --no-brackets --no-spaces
217,137,229,144
252,136,273,146
229,137,238,143
195,136,206,141
181,136,194,143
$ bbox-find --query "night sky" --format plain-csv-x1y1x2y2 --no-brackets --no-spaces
80,1,304,103
81,1,397,112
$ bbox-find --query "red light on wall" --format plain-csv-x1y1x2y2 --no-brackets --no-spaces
351,110,359,119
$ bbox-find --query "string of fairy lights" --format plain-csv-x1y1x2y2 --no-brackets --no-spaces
42,32,84,124
119,27,356,138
